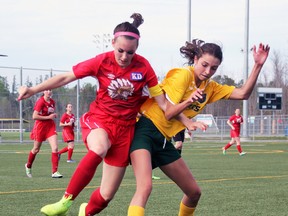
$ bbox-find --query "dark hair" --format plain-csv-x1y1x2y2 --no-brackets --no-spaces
180,39,223,65
113,13,144,40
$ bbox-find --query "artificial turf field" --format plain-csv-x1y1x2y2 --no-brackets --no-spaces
0,140,287,216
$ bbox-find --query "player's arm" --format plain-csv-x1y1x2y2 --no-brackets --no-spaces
18,71,77,100
160,88,207,130
175,112,207,131
149,83,206,131
147,83,167,112
227,119,234,130
32,110,57,121
153,94,166,111
229,43,270,100
59,121,72,127
164,88,204,121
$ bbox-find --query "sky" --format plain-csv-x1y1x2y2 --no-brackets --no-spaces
1,0,288,87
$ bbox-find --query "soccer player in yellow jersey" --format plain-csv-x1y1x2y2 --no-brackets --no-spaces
128,39,270,216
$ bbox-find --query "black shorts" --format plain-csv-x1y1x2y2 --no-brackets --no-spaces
130,116,181,169
173,129,185,142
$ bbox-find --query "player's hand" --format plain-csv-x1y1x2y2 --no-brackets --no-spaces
188,88,205,103
174,142,183,150
253,43,270,65
186,121,208,131
18,86,35,101
49,113,57,119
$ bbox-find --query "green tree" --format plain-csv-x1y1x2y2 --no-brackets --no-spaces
80,83,97,115
0,76,11,117
202,75,242,116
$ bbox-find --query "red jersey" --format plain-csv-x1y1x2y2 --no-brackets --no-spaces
31,96,57,142
34,96,56,117
72,51,160,120
60,112,75,142
229,114,243,131
60,113,75,129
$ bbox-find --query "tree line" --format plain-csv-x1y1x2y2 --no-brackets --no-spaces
0,50,287,124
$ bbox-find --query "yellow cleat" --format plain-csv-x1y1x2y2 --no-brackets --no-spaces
40,195,73,216
78,203,88,216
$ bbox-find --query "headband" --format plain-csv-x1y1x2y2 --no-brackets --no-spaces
114,31,140,39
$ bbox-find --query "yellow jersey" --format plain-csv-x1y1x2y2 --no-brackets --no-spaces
140,66,235,139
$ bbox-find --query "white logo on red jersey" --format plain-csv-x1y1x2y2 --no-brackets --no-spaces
107,78,134,100
107,73,115,79
48,107,55,114
131,72,143,80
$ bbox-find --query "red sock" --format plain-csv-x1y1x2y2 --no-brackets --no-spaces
59,146,68,155
236,145,242,153
86,188,109,215
68,148,73,160
27,151,36,168
51,152,59,173
65,150,103,200
224,143,232,150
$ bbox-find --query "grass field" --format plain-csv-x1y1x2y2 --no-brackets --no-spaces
0,140,287,216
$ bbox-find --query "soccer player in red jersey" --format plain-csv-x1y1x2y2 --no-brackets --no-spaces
222,108,246,156
24,89,63,178
58,103,76,163
18,13,167,216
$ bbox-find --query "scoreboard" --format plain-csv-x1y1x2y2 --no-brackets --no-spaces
257,87,282,110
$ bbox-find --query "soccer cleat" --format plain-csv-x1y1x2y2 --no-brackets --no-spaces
40,195,73,216
239,152,247,156
25,163,32,178
152,175,161,180
52,171,63,178
67,159,76,163
222,147,226,155
78,203,88,216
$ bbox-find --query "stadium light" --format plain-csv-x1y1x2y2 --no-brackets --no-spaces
93,33,111,52
187,0,191,42
242,0,250,138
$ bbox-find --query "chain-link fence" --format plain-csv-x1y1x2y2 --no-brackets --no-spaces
190,115,288,141
0,66,98,143
1,66,288,143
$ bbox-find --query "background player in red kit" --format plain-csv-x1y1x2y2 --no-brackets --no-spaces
58,103,76,163
24,89,63,178
18,13,166,216
222,108,246,156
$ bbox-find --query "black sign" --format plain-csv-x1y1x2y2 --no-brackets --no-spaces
258,93,282,110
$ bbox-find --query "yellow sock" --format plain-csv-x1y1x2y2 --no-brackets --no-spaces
128,205,145,216
178,202,195,216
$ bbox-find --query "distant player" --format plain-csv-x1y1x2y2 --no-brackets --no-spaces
24,89,63,178
58,103,76,163
222,108,246,156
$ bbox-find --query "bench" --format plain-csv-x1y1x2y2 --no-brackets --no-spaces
0,129,26,132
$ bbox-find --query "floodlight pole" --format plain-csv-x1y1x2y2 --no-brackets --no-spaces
20,67,23,143
242,0,250,138
76,80,80,142
187,0,191,42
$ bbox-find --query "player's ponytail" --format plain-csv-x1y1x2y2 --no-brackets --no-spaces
113,13,144,41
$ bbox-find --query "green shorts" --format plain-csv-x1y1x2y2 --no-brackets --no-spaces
130,116,181,169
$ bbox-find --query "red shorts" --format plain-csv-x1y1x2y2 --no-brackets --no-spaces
230,129,240,138
80,112,136,167
62,128,75,142
30,120,57,142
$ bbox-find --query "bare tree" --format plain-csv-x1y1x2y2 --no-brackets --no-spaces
269,50,287,114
